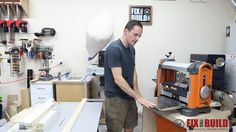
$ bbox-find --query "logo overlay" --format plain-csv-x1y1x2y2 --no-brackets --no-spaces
174,118,229,131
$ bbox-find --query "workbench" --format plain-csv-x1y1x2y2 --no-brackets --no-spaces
143,97,230,132
0,101,103,132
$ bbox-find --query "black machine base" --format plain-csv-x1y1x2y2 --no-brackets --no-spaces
180,106,211,117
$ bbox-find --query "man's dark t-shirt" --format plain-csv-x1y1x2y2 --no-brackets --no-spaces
104,39,135,100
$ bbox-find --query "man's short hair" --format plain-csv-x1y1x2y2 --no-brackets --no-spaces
124,20,143,31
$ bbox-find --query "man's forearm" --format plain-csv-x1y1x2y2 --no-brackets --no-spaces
114,73,156,108
133,69,142,97
114,76,141,99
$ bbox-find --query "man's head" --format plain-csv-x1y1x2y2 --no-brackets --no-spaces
123,20,143,46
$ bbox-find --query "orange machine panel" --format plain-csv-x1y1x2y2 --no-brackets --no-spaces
187,63,212,109
156,114,186,132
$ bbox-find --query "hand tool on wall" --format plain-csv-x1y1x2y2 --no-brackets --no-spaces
19,38,28,53
15,5,27,33
0,5,7,45
37,47,54,81
15,20,27,33
6,4,15,44
33,38,41,59
34,28,56,37
25,41,34,59
5,46,24,75
0,20,8,45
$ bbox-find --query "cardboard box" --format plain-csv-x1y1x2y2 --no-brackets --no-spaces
54,82,91,102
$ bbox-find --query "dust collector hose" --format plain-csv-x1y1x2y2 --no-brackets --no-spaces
212,90,234,115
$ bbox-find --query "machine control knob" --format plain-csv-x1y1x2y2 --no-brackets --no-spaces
200,85,210,99
215,57,225,67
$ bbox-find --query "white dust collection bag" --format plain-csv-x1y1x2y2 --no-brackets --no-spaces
86,12,114,60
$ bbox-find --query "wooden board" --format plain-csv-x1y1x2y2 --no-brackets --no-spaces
21,88,30,109
62,98,87,132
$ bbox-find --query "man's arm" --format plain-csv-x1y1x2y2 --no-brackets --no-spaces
132,68,156,108
133,68,142,97
111,67,156,108
111,67,140,99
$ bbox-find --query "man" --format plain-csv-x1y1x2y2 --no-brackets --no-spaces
104,20,156,132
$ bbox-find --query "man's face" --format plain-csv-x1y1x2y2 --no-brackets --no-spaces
125,25,143,46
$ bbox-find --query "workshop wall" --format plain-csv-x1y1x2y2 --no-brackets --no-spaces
0,0,235,108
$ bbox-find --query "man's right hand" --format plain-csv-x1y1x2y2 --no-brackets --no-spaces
137,96,156,108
